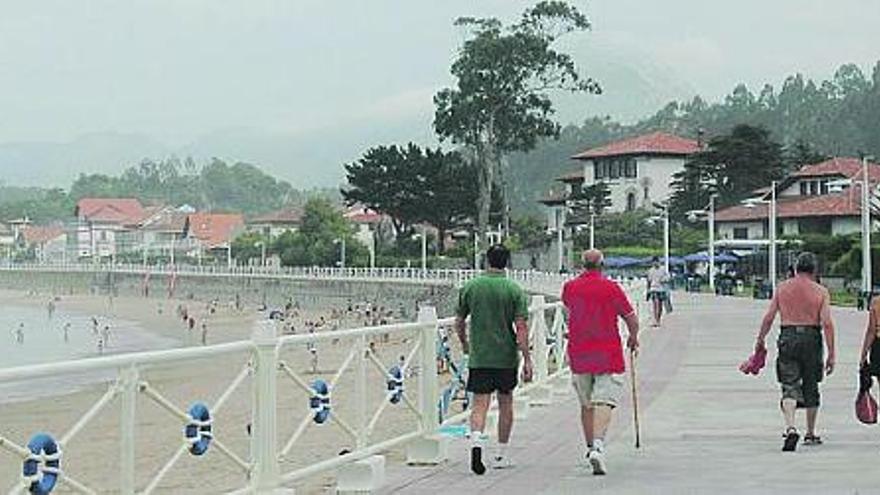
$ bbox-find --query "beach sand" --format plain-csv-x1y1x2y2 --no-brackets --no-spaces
0,289,439,494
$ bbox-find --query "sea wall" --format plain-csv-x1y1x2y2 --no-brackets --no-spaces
0,269,457,319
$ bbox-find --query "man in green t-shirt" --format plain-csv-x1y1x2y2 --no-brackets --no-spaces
455,244,532,475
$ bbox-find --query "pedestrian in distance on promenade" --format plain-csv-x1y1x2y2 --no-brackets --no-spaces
455,244,532,475
754,252,836,451
646,257,669,327
562,249,640,475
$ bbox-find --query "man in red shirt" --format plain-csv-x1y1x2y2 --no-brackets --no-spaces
562,249,640,475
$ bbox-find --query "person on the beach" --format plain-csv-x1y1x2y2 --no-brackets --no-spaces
97,336,104,355
754,252,836,451
63,322,71,343
14,323,24,344
102,325,111,346
646,257,669,327
47,299,55,319
91,317,99,335
563,249,639,475
455,244,532,474
200,321,208,345
307,327,318,373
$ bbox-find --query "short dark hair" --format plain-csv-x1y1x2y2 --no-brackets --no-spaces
796,252,817,274
486,244,510,269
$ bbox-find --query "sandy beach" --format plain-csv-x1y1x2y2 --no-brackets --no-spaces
0,288,437,494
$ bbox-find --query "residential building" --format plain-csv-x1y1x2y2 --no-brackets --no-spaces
139,207,189,259
247,208,303,238
344,205,385,253
0,222,16,258
715,157,880,241
22,226,67,263
72,198,147,259
184,213,245,261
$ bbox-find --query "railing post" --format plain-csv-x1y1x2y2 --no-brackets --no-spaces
356,333,368,449
406,305,447,465
251,319,282,491
527,297,552,406
120,365,138,495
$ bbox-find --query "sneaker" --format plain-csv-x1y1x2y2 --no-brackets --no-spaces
782,427,799,452
588,449,607,475
470,446,486,475
491,454,514,469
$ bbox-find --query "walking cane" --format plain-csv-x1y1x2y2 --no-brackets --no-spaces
630,347,641,449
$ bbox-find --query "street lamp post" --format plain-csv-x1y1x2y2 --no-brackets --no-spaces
663,206,670,275
708,194,716,294
420,225,427,273
339,238,346,269
589,213,595,250
863,155,875,297
769,180,778,292
556,207,564,273
254,241,266,267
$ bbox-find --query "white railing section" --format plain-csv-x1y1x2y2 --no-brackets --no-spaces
0,270,646,493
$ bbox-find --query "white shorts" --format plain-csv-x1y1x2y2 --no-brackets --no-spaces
572,373,624,408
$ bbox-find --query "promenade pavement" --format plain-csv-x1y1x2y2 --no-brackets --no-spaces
380,292,879,495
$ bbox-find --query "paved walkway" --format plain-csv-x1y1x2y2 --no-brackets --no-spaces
381,293,878,494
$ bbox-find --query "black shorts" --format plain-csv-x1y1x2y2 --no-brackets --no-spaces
776,326,823,408
466,368,518,395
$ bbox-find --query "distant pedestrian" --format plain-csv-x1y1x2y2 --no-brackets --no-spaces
47,299,56,320
63,322,71,343
754,252,836,451
455,244,531,474
201,321,208,346
14,323,24,344
102,325,111,346
646,257,670,327
562,249,640,475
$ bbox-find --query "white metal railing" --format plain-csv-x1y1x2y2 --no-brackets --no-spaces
0,270,645,493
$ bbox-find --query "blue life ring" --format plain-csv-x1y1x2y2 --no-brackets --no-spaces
22,433,61,495
185,402,213,456
309,380,331,424
386,365,404,404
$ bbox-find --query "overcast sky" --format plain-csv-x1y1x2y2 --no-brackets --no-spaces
0,0,878,175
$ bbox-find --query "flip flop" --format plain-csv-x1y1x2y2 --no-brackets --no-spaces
803,434,823,445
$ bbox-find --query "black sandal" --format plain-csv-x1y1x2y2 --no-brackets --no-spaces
803,434,823,445
782,427,799,452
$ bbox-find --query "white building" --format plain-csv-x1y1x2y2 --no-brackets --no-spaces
541,131,701,230
715,157,880,241
72,198,147,259
247,208,303,239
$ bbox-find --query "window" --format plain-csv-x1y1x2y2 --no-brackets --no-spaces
810,181,818,195
609,160,620,179
626,192,636,212
594,162,603,180
800,182,808,195
643,186,650,201
820,181,829,195
733,227,749,240
624,159,637,178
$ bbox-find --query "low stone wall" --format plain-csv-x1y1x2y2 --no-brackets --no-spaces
0,270,457,319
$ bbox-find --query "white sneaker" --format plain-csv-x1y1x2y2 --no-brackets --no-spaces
491,454,515,469
588,449,607,475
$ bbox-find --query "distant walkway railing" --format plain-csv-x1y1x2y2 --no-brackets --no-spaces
0,262,592,297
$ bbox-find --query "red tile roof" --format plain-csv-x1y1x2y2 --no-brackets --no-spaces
344,206,384,224
75,198,146,226
186,213,245,248
22,226,65,245
572,132,701,160
715,186,865,222
791,157,880,181
555,170,585,183
249,208,303,225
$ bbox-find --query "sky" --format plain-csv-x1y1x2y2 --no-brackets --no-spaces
0,0,878,186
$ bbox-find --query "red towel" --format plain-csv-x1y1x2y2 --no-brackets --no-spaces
739,347,767,375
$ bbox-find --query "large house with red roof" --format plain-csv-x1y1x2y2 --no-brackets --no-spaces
73,198,149,258
541,131,701,228
715,157,880,242
184,212,245,261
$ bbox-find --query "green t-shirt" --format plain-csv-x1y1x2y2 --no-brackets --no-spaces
456,272,529,369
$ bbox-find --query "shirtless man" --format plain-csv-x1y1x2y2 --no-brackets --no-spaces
754,252,835,451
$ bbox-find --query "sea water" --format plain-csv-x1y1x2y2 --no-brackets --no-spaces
0,302,179,402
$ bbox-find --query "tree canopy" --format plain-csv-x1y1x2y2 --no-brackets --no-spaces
434,0,600,242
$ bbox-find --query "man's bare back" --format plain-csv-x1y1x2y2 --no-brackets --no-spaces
766,275,831,327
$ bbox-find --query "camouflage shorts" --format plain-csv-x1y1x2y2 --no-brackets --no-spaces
776,326,823,408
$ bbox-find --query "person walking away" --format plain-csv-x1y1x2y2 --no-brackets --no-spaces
646,257,669,327
201,321,208,346
563,249,640,475
754,252,835,451
63,322,71,343
455,244,532,475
